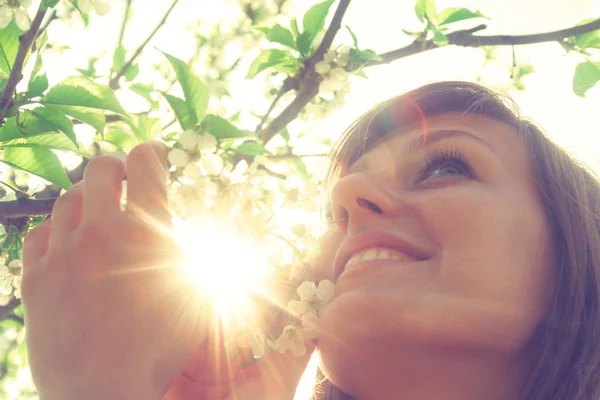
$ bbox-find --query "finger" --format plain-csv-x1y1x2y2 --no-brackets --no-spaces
125,141,170,226
82,155,126,224
22,219,52,272
50,182,83,241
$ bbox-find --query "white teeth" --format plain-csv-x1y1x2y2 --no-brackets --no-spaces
344,247,416,271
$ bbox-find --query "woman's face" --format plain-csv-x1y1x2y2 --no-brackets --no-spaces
315,113,556,396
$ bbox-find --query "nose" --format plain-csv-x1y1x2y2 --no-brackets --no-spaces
329,172,399,233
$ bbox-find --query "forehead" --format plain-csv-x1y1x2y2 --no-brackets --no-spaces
347,112,530,176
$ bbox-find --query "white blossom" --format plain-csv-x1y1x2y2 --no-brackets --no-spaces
178,130,198,151
334,45,351,67
0,0,31,31
319,67,349,93
200,153,224,176
168,148,189,167
273,324,317,357
78,0,110,15
197,133,217,153
315,60,331,75
0,259,21,296
183,163,203,181
287,280,335,324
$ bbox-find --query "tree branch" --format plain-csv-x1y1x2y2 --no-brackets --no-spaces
0,6,47,126
109,0,180,89
0,298,21,323
37,8,58,39
366,18,600,67
259,0,351,144
259,17,600,144
0,197,56,219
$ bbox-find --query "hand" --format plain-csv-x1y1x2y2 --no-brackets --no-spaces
162,229,342,400
163,330,313,400
22,142,210,400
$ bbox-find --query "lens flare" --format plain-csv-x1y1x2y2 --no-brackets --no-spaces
172,218,270,323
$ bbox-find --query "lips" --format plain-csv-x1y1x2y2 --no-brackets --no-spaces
333,231,432,281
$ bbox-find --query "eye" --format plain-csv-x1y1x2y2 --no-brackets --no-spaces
419,148,472,181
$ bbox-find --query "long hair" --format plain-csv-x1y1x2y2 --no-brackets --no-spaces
313,81,600,400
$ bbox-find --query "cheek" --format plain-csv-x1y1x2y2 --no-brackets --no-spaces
312,228,344,281
423,189,554,347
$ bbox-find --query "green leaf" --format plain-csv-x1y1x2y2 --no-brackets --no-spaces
436,7,487,26
31,106,77,146
354,68,368,78
432,31,448,46
42,76,126,114
575,19,600,50
76,57,99,78
27,74,49,98
345,25,359,49
125,64,139,81
30,32,48,82
351,49,383,62
415,0,436,23
0,132,78,152
129,83,157,107
133,115,161,142
289,156,309,179
280,127,290,142
290,18,300,38
233,141,271,156
112,44,126,73
163,93,197,130
266,24,296,49
246,49,300,79
204,114,249,139
296,31,312,56
1,147,72,189
162,52,210,125
302,0,335,43
95,129,138,149
0,21,22,77
573,60,600,97
41,0,60,10
44,104,105,132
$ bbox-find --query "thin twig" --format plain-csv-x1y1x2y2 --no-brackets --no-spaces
259,17,600,145
110,0,133,81
254,78,297,134
365,19,600,67
259,0,351,144
0,6,47,126
109,0,180,89
36,9,58,38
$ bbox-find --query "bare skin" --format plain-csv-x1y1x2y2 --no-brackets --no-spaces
315,113,557,400
21,112,557,400
22,141,313,400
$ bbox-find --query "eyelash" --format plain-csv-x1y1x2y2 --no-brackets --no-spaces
324,148,473,222
420,148,472,181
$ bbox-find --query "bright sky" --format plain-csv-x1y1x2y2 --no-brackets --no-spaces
44,0,600,174
34,1,600,399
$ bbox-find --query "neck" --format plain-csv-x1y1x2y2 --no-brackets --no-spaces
339,346,529,400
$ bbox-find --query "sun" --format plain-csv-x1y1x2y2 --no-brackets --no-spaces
171,218,271,323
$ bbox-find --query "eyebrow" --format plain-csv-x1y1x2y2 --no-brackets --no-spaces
406,129,494,155
345,129,494,175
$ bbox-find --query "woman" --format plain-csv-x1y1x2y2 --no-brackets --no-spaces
21,81,600,400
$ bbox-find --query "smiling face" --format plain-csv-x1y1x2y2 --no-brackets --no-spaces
315,112,557,398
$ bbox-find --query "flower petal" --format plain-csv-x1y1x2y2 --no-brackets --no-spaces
287,299,308,316
296,280,316,301
315,280,335,303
